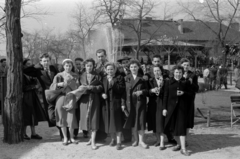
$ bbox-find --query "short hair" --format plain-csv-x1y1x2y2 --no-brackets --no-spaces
179,58,190,65
96,49,106,56
0,58,6,63
152,55,162,61
75,57,83,62
128,59,141,68
104,62,116,69
23,58,30,66
39,53,51,60
84,58,95,67
152,64,164,73
172,65,184,73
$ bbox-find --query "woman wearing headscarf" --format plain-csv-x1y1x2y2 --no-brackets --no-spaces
101,62,125,150
50,59,79,146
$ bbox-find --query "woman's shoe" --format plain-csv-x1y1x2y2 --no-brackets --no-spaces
62,141,68,146
91,145,98,150
86,139,91,146
154,142,160,147
24,134,30,140
70,140,79,145
172,145,181,151
159,146,166,150
109,140,116,147
132,141,139,147
116,143,122,150
31,134,42,140
180,149,190,156
140,142,149,149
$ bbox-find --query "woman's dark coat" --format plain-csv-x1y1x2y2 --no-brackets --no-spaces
23,74,47,126
183,70,199,129
101,75,125,133
163,78,193,136
79,71,103,131
147,78,166,133
23,64,58,127
123,74,148,131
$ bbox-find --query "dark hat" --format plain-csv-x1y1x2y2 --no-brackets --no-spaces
117,56,131,63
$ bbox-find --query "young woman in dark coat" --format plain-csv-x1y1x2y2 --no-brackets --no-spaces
122,59,149,149
23,59,47,140
179,58,199,142
163,65,193,156
147,64,167,150
101,62,125,150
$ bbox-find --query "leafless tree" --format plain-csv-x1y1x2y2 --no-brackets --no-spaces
93,0,128,27
178,0,240,66
123,0,160,59
71,3,101,58
4,0,23,144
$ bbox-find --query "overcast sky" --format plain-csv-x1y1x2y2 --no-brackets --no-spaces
0,0,199,55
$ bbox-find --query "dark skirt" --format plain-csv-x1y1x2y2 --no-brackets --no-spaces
23,90,47,126
166,103,187,136
55,95,78,129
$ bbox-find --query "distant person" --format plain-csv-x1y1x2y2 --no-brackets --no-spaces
209,65,217,90
217,65,228,89
203,66,210,88
234,65,240,82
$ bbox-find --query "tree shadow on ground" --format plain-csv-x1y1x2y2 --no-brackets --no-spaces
189,133,240,154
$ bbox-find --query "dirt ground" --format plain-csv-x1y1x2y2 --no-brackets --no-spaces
1,84,240,159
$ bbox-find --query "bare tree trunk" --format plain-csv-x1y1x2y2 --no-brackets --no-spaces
4,0,24,144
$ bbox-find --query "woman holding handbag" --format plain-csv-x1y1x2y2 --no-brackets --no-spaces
50,59,79,146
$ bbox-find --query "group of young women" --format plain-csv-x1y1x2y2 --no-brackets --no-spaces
46,57,198,156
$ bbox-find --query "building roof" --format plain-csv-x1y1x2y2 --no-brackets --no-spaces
118,19,240,45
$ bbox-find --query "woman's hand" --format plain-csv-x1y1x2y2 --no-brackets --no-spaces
133,91,142,96
177,90,184,96
151,87,158,93
162,109,167,116
102,93,107,99
58,82,67,87
121,106,125,111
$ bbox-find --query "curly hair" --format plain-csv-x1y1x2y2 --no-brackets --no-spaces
172,65,184,73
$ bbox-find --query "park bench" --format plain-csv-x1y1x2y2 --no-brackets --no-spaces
230,94,240,127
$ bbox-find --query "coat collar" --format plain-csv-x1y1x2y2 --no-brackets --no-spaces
130,73,142,89
103,76,116,92
81,71,97,85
